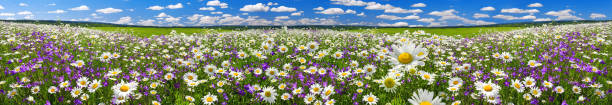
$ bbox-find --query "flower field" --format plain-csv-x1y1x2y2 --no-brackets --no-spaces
0,22,610,105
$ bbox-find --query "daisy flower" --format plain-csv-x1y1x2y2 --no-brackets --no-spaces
523,77,536,88
448,77,463,87
475,80,501,97
530,88,542,98
511,79,525,92
407,89,445,105
112,80,138,97
71,88,83,98
71,60,85,68
76,77,89,88
202,93,218,105
88,79,102,92
304,93,316,104
183,72,198,82
527,60,542,67
281,93,291,100
48,86,59,94
378,75,400,93
362,93,378,105
310,83,322,94
292,87,303,95
260,86,277,103
389,43,428,66
572,86,581,94
500,52,513,62
100,52,112,62
554,86,565,94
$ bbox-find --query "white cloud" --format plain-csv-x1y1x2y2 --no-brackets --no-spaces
267,2,279,6
378,22,409,27
137,19,156,26
271,6,297,12
70,5,90,11
167,3,183,9
590,13,606,19
19,3,28,7
0,5,4,10
198,16,220,25
528,3,543,7
199,7,215,11
411,3,426,7
114,16,132,24
275,16,290,20
501,8,539,14
345,9,357,14
48,10,66,14
330,0,368,6
96,8,122,14
480,6,495,11
240,3,269,12
384,8,422,14
207,0,228,8
313,7,324,10
365,3,393,10
147,6,164,10
165,17,181,23
357,12,365,16
376,14,419,20
291,11,304,16
156,12,169,18
317,8,345,15
0,13,15,16
211,12,223,14
187,14,204,22
17,11,32,15
492,15,535,20
545,9,583,20
534,18,551,22
48,3,56,6
417,18,435,23
473,13,489,18
428,9,495,25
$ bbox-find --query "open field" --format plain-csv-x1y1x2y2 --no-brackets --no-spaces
88,27,234,37
350,27,523,37
1,22,611,105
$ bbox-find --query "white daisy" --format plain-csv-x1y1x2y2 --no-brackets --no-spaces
407,89,445,105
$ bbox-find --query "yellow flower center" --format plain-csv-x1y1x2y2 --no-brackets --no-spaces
419,101,432,105
367,97,374,102
483,85,493,92
120,85,130,92
383,78,395,88
398,53,414,64
453,81,459,85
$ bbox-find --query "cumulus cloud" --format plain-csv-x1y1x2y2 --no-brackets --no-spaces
417,18,435,23
330,0,368,6
156,12,169,18
167,3,183,9
480,6,495,11
48,10,66,14
114,16,132,24
384,8,422,14
199,7,215,11
428,9,495,25
291,11,304,16
313,7,324,10
473,13,489,18
590,13,606,19
70,5,90,11
545,9,583,20
357,12,365,16
211,12,223,14
528,3,543,7
275,16,290,20
0,13,15,16
492,15,536,20
0,5,4,10
376,14,419,20
137,19,156,26
240,3,269,12
411,3,426,7
317,8,345,15
207,0,229,8
378,22,409,27
17,11,32,15
534,18,552,22
96,8,122,14
345,9,357,14
147,6,164,10
271,6,297,12
501,8,539,14
19,3,28,7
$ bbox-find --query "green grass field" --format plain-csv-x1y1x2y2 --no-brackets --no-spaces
89,26,523,37
350,27,522,37
89,27,233,37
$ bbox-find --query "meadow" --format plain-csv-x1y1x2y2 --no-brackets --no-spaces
0,21,610,105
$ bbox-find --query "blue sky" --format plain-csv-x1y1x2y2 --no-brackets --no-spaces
0,0,610,26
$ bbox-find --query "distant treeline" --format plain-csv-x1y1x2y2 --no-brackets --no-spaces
1,19,610,30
